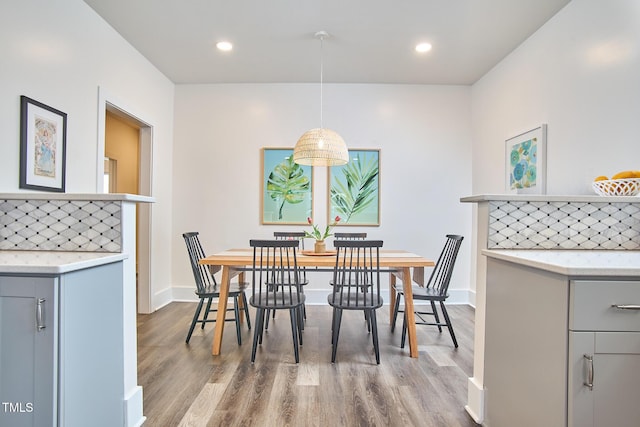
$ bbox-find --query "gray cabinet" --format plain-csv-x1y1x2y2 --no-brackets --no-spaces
484,259,640,427
0,276,57,427
568,280,640,427
0,261,124,427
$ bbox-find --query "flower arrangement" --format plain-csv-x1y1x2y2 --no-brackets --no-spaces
304,216,341,241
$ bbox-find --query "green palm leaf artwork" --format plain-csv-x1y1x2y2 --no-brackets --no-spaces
330,150,379,225
264,150,311,222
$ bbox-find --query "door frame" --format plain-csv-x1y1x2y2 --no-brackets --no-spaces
97,86,153,314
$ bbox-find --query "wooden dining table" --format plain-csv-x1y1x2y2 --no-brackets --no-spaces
199,248,435,358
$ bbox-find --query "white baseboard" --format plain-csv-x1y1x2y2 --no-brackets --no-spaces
153,286,175,310
465,376,485,424
125,386,146,427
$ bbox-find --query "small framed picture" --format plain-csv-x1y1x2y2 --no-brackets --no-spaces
20,96,67,192
505,124,546,194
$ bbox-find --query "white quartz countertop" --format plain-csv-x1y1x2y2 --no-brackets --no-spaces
461,194,640,203
0,192,154,203
482,250,640,276
0,251,128,274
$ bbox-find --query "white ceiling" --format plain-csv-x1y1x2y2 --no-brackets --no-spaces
83,0,571,85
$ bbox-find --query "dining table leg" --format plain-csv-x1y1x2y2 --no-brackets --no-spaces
401,266,418,358
211,265,231,355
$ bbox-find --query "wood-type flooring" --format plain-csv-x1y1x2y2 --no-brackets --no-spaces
137,302,479,427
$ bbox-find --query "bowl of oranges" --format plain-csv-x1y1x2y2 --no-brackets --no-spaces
592,171,640,196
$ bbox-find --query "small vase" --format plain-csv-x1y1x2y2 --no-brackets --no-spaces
314,240,326,253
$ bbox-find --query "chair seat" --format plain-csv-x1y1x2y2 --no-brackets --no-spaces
195,281,247,298
250,292,306,309
327,293,383,309
396,285,448,301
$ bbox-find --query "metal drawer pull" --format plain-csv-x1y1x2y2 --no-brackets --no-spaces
611,304,640,310
36,298,46,331
583,354,594,391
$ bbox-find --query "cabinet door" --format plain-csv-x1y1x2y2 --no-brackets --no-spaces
0,276,57,427
570,331,640,427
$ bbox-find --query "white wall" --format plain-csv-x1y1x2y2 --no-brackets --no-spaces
0,0,176,311
467,3,640,420
172,83,473,304
471,0,640,195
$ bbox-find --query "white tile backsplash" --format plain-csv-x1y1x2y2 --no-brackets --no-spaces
0,199,122,252
488,201,640,250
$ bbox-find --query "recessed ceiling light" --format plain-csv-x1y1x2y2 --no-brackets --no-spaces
415,43,432,53
216,41,233,52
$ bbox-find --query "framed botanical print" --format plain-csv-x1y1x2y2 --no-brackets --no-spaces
328,149,380,226
19,96,67,192
261,148,313,224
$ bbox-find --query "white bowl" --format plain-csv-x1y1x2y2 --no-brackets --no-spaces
592,178,640,196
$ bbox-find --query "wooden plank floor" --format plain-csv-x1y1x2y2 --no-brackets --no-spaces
137,302,479,427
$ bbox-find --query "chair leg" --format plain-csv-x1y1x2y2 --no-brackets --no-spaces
289,308,300,363
390,292,401,332
370,309,380,364
431,300,443,332
258,308,267,345
331,308,343,363
265,308,272,330
242,293,251,330
233,295,242,345
400,311,407,349
365,310,371,333
186,298,206,343
297,306,305,342
201,297,214,329
440,302,458,348
251,308,265,363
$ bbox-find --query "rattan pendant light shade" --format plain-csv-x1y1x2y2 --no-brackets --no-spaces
293,128,348,166
293,31,348,167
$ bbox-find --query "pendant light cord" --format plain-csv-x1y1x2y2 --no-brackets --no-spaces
319,34,324,129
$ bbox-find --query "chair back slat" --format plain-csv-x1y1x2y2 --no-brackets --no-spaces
426,234,464,295
332,240,383,308
274,231,307,281
333,232,368,240
250,239,301,308
183,232,217,293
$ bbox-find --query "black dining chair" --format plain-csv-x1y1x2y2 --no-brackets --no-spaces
272,231,309,327
249,239,306,363
328,239,384,364
391,234,464,348
334,232,367,240
182,232,251,345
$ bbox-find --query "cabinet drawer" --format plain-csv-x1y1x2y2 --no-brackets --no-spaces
570,280,640,331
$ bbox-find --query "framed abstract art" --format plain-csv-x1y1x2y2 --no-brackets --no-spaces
505,124,547,194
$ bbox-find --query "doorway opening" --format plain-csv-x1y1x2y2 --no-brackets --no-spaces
97,87,153,314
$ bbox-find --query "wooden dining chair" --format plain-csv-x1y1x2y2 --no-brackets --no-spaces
182,232,251,345
328,239,384,364
249,239,305,363
391,234,464,348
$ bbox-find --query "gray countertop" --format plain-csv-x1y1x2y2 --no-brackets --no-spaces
0,251,128,274
482,249,640,276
